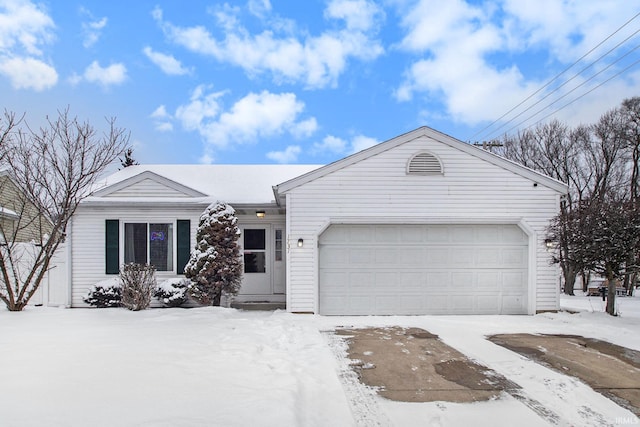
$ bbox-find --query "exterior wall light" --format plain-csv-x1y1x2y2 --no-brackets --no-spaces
544,239,556,250
256,211,266,218
297,238,304,248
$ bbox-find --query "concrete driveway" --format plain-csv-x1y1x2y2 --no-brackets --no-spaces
335,326,640,422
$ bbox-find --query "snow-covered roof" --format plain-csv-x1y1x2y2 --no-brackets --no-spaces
88,164,323,204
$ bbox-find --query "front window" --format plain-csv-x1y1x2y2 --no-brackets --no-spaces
124,222,173,271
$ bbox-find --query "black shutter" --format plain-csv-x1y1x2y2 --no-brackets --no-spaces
176,220,190,274
105,220,119,274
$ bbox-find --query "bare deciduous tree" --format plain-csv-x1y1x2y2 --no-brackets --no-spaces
0,109,129,311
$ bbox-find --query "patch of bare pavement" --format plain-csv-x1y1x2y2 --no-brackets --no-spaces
335,327,520,403
489,333,640,416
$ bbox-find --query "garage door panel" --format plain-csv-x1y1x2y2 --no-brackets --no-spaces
375,248,398,264
477,272,501,289
426,249,449,265
402,226,427,242
348,248,373,264
319,246,349,265
349,227,374,243
503,248,527,266
426,227,449,242
451,272,474,288
319,224,528,315
502,295,525,313
452,249,475,267
399,248,425,265
375,226,399,243
477,296,500,312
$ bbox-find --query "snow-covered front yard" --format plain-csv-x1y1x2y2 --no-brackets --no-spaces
1,294,639,427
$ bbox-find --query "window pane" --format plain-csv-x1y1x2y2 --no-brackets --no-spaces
275,229,283,262
150,223,173,271
124,223,147,264
244,229,265,250
244,253,266,273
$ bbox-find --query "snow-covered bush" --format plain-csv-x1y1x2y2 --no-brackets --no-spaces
83,278,122,308
120,263,156,311
154,278,189,307
184,201,242,306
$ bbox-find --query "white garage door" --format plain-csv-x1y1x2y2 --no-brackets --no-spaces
319,224,528,315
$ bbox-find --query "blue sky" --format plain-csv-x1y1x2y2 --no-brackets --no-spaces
1,0,640,165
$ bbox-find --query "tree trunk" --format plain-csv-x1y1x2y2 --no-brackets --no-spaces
212,292,221,307
581,270,590,292
561,264,577,296
606,269,617,316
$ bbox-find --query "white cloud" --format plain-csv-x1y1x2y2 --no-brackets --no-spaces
0,56,57,90
248,0,272,18
0,0,57,91
151,104,170,119
313,133,378,155
80,7,107,48
150,105,173,132
350,135,378,153
83,60,127,87
154,3,383,88
266,145,301,163
0,0,55,55
312,135,347,154
143,46,191,75
395,0,640,129
324,0,384,31
174,87,317,159
175,85,225,131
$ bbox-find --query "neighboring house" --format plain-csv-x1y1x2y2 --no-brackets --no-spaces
68,127,567,315
0,170,65,307
0,171,51,243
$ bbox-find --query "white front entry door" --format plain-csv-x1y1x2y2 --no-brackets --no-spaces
239,227,270,295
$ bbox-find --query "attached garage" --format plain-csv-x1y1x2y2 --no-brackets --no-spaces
318,224,528,315
274,127,568,315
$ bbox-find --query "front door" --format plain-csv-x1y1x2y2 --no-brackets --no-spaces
240,227,270,295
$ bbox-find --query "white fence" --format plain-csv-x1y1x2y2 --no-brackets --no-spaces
1,243,70,307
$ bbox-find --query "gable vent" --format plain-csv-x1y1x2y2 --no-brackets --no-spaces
407,152,443,175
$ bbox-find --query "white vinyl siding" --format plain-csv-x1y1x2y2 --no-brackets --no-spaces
71,206,288,307
104,178,192,198
285,135,561,314
70,205,203,307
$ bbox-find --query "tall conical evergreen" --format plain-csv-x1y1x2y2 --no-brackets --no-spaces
184,201,242,306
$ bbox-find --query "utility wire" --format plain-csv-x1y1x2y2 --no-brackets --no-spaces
497,42,640,137
469,11,640,142
514,57,640,135
481,28,640,140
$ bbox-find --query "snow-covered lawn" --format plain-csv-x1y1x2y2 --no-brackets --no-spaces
1,295,639,427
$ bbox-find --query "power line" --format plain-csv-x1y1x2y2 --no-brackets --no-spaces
481,28,640,140
499,42,640,137
469,11,640,142
520,57,640,133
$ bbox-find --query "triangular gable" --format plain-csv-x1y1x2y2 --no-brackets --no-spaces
273,126,568,203
93,170,207,198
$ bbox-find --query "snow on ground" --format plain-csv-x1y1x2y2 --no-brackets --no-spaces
0,294,639,427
